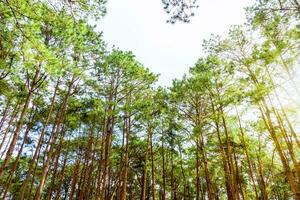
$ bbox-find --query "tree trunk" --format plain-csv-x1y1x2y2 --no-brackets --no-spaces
34,78,73,200
0,67,42,179
20,78,59,199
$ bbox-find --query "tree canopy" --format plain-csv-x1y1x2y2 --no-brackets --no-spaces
0,0,300,199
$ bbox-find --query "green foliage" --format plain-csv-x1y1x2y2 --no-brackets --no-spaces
0,0,299,199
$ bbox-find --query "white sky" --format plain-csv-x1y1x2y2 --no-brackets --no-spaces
98,0,254,86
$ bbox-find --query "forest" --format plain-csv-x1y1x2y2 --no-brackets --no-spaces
0,0,300,199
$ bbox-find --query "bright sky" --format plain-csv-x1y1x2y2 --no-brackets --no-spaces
98,0,254,86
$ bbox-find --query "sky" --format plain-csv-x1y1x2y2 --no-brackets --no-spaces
97,0,254,86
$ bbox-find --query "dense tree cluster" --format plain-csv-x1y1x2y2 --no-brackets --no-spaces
0,0,300,199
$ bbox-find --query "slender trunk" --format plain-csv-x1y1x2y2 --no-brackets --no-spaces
101,112,114,200
178,143,187,200
2,113,34,199
245,64,300,199
210,97,235,200
117,116,126,199
170,147,175,200
0,67,41,179
20,78,59,199
0,91,33,178
235,107,259,200
272,106,300,180
95,118,106,200
101,82,116,200
69,155,81,200
47,136,64,200
220,109,238,200
54,153,68,200
258,104,300,199
233,149,244,200
0,99,11,130
195,143,201,200
198,132,215,200
79,133,94,200
161,136,166,200
150,129,155,200
141,127,150,200
0,102,20,154
120,115,130,200
268,71,300,150
34,78,73,200
84,129,96,199
256,145,268,200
